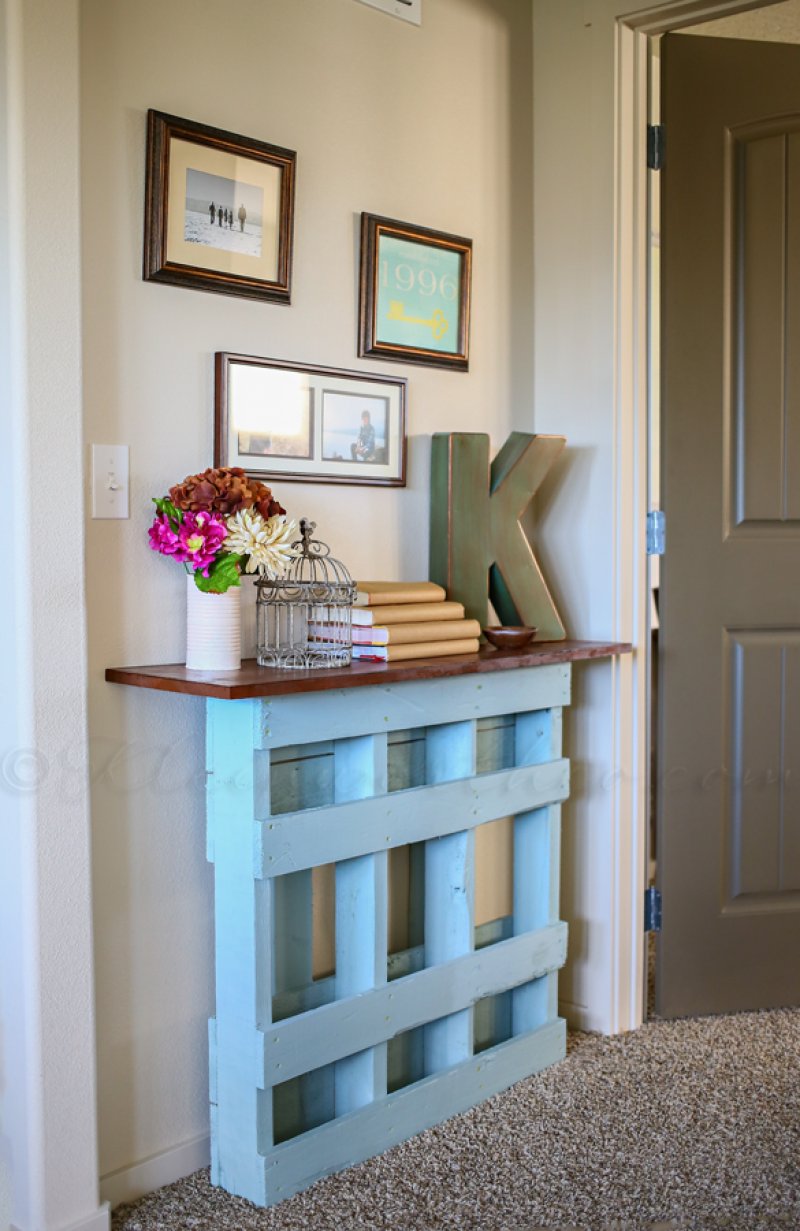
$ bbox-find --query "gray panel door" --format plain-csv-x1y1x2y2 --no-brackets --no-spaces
658,33,800,1018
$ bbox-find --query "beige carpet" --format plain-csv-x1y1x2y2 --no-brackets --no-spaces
112,1008,800,1231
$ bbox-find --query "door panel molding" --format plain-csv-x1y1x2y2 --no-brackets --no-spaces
725,115,800,535
724,627,800,905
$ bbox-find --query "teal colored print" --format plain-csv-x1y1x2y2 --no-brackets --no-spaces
376,236,461,354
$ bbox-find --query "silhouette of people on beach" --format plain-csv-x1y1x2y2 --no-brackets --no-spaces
351,410,377,462
202,200,250,240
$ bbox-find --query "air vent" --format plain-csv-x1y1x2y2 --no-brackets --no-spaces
356,0,421,26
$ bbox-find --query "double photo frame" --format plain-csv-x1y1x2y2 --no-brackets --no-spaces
215,353,407,488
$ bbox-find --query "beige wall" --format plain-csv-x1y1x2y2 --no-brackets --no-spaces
81,0,535,1195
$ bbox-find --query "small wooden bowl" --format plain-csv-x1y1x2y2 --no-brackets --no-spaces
483,625,537,650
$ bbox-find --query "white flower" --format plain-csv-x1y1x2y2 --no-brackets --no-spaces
224,510,299,576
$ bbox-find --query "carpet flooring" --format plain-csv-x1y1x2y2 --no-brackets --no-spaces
111,1007,800,1231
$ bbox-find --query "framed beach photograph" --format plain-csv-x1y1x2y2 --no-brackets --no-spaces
358,213,472,371
143,110,296,303
321,391,389,465
215,353,407,486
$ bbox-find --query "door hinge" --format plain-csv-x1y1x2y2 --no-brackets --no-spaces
646,510,666,556
647,124,665,171
644,886,662,933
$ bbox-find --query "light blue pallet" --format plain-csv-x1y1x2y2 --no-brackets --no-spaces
206,665,571,1206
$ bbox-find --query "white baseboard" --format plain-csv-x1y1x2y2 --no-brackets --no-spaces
99,1133,210,1210
11,1201,110,1231
57,1205,110,1231
560,999,605,1035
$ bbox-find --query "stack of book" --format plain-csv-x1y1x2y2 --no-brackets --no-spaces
348,581,481,662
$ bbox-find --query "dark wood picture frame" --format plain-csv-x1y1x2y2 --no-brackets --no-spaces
215,352,408,487
358,213,472,371
143,110,296,304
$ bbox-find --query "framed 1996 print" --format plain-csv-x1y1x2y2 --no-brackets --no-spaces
143,110,296,304
358,213,472,371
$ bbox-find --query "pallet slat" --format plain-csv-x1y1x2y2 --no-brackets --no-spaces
424,721,476,1071
513,709,564,1032
207,698,271,1203
256,760,569,876
263,1019,566,1203
271,916,514,1022
334,735,389,1114
256,665,571,748
261,923,567,1085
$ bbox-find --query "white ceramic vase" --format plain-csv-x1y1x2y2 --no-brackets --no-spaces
185,574,241,671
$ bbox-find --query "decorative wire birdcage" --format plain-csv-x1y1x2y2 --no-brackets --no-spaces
256,519,356,669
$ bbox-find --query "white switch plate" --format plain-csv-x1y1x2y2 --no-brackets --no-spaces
92,444,129,519
356,0,421,25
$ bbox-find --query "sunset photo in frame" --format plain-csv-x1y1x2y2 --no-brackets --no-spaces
358,213,472,371
215,353,407,487
143,110,296,303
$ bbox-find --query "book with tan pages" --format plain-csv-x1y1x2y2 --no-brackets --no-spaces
354,581,446,607
351,601,465,627
352,620,481,646
351,638,480,662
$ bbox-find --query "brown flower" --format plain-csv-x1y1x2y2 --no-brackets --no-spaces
169,467,285,519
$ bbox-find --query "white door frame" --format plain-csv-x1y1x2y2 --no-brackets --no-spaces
611,0,783,1031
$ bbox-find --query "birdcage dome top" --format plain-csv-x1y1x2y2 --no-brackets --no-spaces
256,518,355,603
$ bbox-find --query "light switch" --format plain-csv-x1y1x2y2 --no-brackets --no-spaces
92,444,129,519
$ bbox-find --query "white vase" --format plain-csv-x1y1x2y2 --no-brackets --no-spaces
185,574,241,671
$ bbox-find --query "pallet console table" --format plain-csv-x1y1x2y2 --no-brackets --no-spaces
107,641,629,1206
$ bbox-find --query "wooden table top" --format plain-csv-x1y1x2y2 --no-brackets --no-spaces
105,639,632,701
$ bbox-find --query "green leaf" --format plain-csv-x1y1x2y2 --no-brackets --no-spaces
193,553,243,594
153,496,182,523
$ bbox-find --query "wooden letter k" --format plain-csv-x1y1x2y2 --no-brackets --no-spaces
429,432,566,640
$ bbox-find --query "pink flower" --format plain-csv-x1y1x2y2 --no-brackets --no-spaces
178,511,227,577
148,513,188,561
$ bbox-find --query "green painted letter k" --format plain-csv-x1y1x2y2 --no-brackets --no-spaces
429,432,566,640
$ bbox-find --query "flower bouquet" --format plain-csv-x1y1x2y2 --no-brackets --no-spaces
148,466,298,671
149,466,297,592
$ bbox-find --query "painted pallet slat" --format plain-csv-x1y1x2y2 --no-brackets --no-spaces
261,923,567,1085
206,698,270,1204
255,664,570,748
424,721,476,1070
272,915,513,1022
512,709,564,1032
256,760,569,877
263,1019,566,1204
334,734,389,1114
205,664,573,1207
